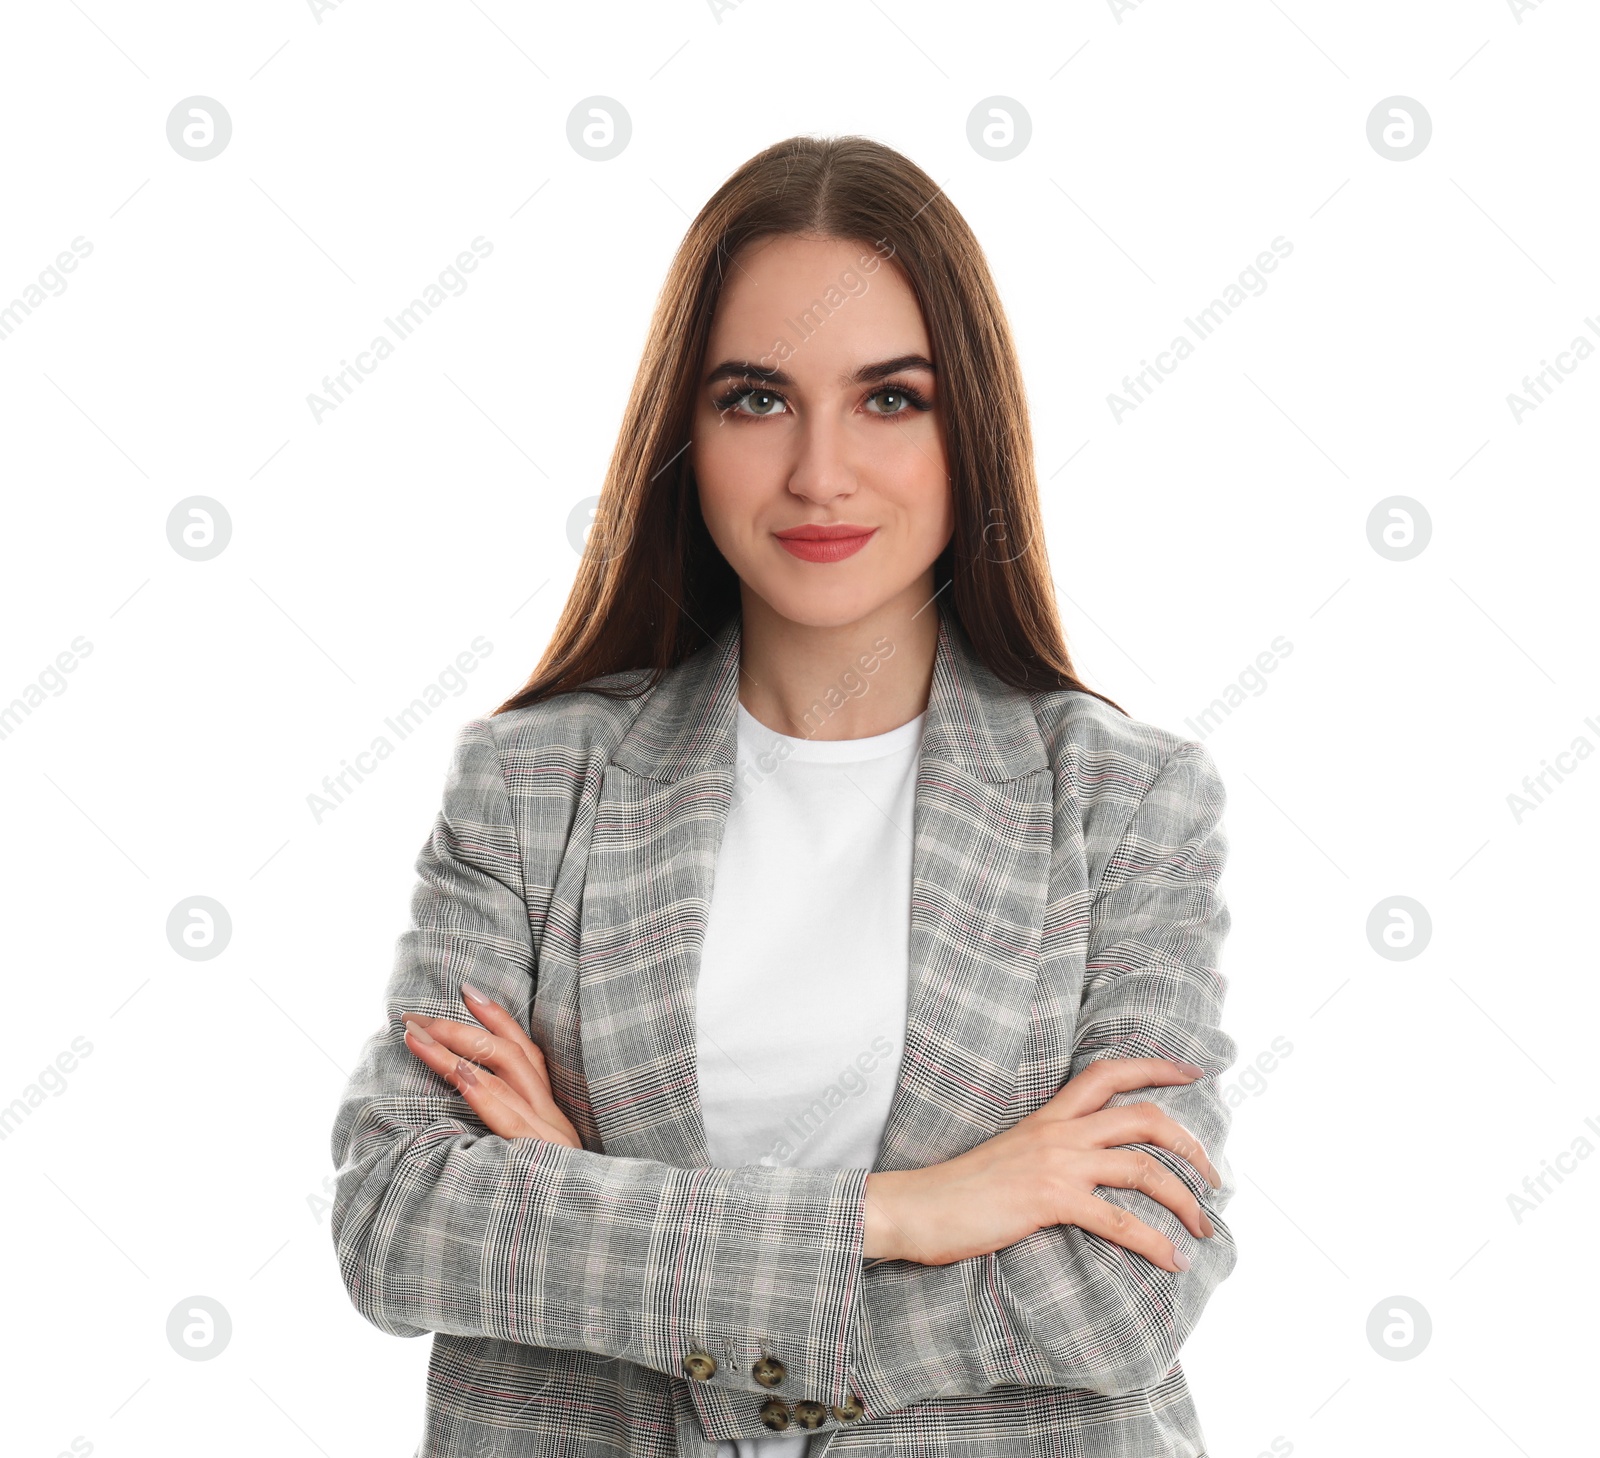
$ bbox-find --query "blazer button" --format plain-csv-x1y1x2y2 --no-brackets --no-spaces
758,1399,791,1432
831,1392,864,1422
752,1355,787,1388
681,1351,717,1382
793,1400,826,1429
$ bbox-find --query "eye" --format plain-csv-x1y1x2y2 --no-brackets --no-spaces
725,387,788,417
864,383,932,416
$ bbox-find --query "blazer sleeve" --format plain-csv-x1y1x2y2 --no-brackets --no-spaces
328,719,874,1445
842,739,1239,1415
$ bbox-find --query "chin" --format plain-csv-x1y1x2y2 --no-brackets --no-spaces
748,578,887,632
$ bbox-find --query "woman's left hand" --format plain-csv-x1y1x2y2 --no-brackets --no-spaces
401,982,583,1148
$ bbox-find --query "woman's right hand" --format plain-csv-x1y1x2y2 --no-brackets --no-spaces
400,982,584,1150
863,1057,1221,1273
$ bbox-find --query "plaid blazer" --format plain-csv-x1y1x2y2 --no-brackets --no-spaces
329,598,1239,1457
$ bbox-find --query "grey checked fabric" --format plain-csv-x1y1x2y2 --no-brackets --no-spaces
329,598,1239,1457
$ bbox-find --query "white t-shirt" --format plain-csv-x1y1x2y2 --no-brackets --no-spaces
700,699,924,1458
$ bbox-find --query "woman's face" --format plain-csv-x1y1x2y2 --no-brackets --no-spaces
690,233,953,631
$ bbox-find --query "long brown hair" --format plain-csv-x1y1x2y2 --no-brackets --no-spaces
492,133,1124,718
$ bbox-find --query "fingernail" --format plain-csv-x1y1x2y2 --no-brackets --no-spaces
1172,1249,1191,1271
1176,1061,1206,1079
455,1058,479,1087
1200,1214,1216,1237
404,1019,436,1046
462,982,488,1006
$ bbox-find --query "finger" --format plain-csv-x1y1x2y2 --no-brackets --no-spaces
1083,1146,1213,1243
403,1023,567,1142
461,982,548,1072
450,1055,576,1144
416,1011,585,1145
1063,1186,1194,1274
1075,1102,1222,1190
404,1015,542,1109
401,1019,504,1100
457,988,574,1135
1046,1057,1206,1121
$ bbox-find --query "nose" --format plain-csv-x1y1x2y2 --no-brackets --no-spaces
785,410,858,505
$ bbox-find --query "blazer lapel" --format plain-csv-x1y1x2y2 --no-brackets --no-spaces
576,598,1053,1171
872,607,1054,1173
574,611,743,1168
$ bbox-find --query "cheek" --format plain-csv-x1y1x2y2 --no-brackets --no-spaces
879,428,949,506
690,426,750,546
910,454,955,551
882,413,946,471
923,491,955,555
693,409,766,485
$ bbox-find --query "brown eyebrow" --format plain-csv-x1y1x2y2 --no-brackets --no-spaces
703,353,936,389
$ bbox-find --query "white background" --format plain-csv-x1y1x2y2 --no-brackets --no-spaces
2,1,1596,1455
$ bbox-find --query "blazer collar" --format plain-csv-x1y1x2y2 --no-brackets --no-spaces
608,594,1048,783
577,592,1055,1175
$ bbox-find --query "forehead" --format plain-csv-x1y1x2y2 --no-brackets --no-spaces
704,233,929,364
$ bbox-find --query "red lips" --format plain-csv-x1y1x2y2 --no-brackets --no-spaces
773,523,876,563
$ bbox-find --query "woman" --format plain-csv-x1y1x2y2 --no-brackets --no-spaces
330,134,1237,1458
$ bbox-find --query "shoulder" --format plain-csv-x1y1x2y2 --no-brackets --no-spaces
444,667,655,804
1026,685,1225,847
429,671,656,875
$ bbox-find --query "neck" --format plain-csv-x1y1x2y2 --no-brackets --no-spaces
734,579,942,741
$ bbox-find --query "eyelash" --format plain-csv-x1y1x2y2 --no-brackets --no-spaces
711,378,933,420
